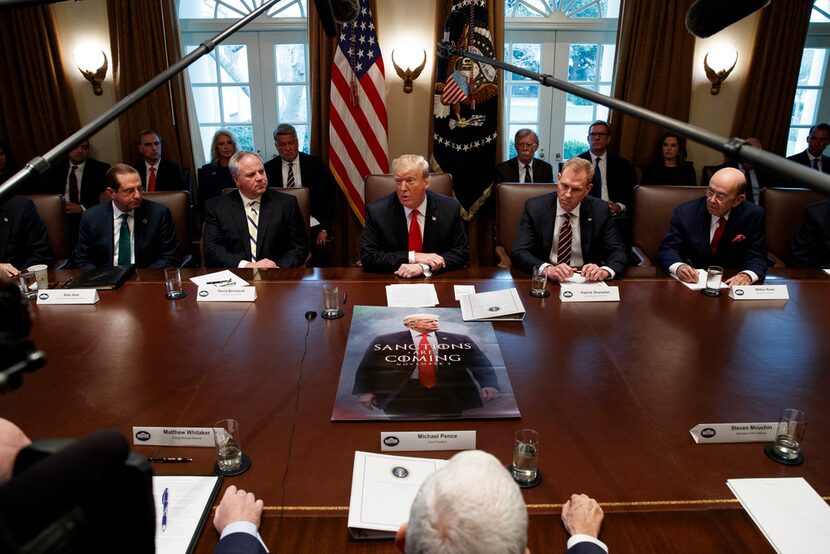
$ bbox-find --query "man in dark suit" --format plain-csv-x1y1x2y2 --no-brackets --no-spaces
494,128,554,184
203,151,308,269
716,137,775,203
74,164,182,269
43,139,111,252
360,154,468,277
511,157,627,282
263,124,336,256
658,167,767,285
213,485,267,554
788,199,830,267
352,313,498,418
577,120,637,215
132,129,188,192
0,196,52,277
787,123,830,174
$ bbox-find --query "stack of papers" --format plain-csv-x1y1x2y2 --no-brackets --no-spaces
189,270,249,288
459,288,525,321
672,268,729,291
385,284,439,307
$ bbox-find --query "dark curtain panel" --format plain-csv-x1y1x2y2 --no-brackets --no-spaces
612,0,696,168
730,1,813,156
107,0,193,170
0,4,80,189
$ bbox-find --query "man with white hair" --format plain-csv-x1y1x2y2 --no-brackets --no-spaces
395,450,607,554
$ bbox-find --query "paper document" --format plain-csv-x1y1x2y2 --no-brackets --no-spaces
454,285,476,300
385,284,439,307
562,273,608,287
154,475,222,554
348,451,446,539
672,268,728,291
727,477,830,553
189,270,249,288
460,288,525,321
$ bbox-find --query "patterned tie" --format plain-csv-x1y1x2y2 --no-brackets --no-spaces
812,158,820,171
591,157,603,198
408,209,422,253
148,166,157,192
286,162,295,188
556,213,572,266
418,333,436,388
524,164,532,183
68,165,79,204
247,200,260,260
710,217,726,255
117,213,131,265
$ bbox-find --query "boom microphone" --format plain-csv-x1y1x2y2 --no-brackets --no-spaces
313,0,360,38
685,0,771,38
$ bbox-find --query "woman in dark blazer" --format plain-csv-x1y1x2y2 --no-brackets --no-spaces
197,129,239,214
640,132,697,186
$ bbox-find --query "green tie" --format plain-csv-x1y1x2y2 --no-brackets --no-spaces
117,213,131,265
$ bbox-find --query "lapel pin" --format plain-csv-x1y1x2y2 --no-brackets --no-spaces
143,218,148,224
431,216,437,221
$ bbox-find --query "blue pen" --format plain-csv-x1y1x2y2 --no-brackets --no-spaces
162,487,169,532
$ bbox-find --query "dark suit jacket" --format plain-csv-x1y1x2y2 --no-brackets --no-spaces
360,190,468,273
510,193,627,277
214,532,266,554
133,159,187,191
658,197,767,278
640,162,696,187
788,199,830,267
494,156,555,184
203,189,308,268
0,196,52,268
714,160,776,203
264,152,335,234
787,150,830,173
43,158,111,208
352,330,498,412
578,151,637,208
74,199,182,269
567,542,606,554
196,163,233,214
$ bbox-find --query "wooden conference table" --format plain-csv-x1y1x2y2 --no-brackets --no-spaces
2,267,829,552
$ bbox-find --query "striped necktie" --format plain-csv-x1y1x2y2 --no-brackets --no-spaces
556,213,572,266
247,200,260,260
286,162,295,188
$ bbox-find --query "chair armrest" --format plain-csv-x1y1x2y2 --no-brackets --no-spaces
495,245,511,268
630,246,652,267
767,251,786,268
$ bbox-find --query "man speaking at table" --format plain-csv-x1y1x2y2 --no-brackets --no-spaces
352,313,498,418
74,165,182,269
203,151,308,269
360,154,468,278
658,167,767,286
511,157,627,282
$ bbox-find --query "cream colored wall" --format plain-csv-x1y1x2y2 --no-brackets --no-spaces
687,13,759,179
51,0,122,165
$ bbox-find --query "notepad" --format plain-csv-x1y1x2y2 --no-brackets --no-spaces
153,475,222,554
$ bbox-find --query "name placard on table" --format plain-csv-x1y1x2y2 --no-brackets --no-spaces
560,286,620,302
37,289,99,304
689,422,777,444
132,426,216,447
196,286,256,302
380,430,476,452
729,285,789,301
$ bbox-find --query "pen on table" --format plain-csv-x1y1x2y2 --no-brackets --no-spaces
206,280,223,285
162,487,169,532
342,291,347,305
148,457,192,463
58,277,73,289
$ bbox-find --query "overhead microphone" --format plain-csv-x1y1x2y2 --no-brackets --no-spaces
685,0,771,38
313,0,359,38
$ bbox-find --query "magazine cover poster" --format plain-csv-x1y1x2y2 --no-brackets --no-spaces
331,306,520,421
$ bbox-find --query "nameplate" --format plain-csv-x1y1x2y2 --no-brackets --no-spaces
132,426,216,447
729,285,789,301
380,430,476,452
559,286,620,302
37,289,99,304
689,422,777,444
196,286,256,302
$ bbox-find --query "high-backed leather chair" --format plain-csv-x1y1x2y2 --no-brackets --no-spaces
494,183,556,268
363,173,453,205
760,187,829,266
700,165,719,186
631,185,707,266
24,194,67,266
143,191,192,267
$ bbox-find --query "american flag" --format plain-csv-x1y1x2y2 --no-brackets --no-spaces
441,70,470,105
328,0,389,224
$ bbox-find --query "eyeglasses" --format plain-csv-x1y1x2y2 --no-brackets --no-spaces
516,142,537,149
705,188,733,202
588,132,610,138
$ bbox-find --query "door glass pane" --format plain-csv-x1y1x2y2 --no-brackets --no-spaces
218,45,249,83
564,125,588,159
193,87,221,122
792,89,820,126
510,84,540,120
799,49,827,86
187,47,217,83
277,85,308,121
787,128,810,157
565,88,596,121
227,125,255,152
275,44,307,82
222,86,252,123
509,43,541,79
569,44,598,81
599,45,615,81
199,126,219,161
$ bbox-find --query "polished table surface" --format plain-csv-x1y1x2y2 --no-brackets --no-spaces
3,267,829,552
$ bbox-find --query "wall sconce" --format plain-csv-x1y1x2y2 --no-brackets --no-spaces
703,47,738,96
391,49,427,94
74,47,108,96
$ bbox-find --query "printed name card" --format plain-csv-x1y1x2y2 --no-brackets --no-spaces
729,285,789,301
132,426,216,447
380,430,476,452
196,286,257,302
689,422,778,444
37,289,99,304
559,286,620,302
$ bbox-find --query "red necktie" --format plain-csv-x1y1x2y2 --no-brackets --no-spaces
408,209,422,253
710,217,726,255
68,165,79,204
148,166,157,192
418,333,436,388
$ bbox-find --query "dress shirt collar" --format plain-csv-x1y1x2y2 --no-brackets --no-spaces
404,196,428,220
112,202,134,220
409,329,435,341
710,212,730,226
145,160,159,173
71,160,86,171
555,199,581,219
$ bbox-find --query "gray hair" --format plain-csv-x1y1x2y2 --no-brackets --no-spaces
228,150,262,178
405,450,528,554
392,154,430,180
273,124,297,141
514,128,538,144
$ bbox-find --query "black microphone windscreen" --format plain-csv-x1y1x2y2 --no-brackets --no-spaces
332,0,360,23
313,0,337,38
686,0,771,38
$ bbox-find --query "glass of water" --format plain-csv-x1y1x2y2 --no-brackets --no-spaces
769,408,807,463
213,419,243,473
530,265,550,297
511,428,540,484
704,265,723,297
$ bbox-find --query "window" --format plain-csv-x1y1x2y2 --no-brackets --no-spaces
177,1,310,164
504,1,619,166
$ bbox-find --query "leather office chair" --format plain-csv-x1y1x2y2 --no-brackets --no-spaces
143,191,193,267
24,194,67,267
631,185,707,266
363,173,453,205
494,183,556,268
760,187,829,266
700,165,719,186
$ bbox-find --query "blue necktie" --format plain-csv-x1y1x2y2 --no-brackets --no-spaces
591,157,603,198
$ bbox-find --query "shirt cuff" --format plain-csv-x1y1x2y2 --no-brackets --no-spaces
220,521,269,552
616,202,627,212
741,270,759,283
420,263,432,277
567,534,608,553
237,260,249,268
600,265,615,279
668,262,684,276
408,250,415,264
